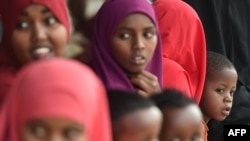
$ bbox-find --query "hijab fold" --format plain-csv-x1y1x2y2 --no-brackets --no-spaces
90,0,163,91
153,0,206,103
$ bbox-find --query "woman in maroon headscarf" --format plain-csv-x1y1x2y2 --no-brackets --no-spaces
0,0,70,105
152,0,206,104
0,58,112,141
90,0,192,97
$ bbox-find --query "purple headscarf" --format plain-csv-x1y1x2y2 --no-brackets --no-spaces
90,0,162,91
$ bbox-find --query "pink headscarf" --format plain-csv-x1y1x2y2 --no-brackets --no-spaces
0,58,112,141
0,0,71,105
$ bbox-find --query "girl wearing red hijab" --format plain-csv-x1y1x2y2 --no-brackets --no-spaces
0,58,112,141
152,0,206,104
0,0,70,105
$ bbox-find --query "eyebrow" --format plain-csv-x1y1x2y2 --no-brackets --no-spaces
20,7,50,17
144,26,156,30
118,27,133,31
71,124,84,131
231,86,237,89
118,26,155,31
26,120,46,128
41,8,50,14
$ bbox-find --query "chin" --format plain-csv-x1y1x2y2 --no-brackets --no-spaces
128,69,144,75
215,116,226,122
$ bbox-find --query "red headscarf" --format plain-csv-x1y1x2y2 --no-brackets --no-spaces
153,0,206,104
0,0,71,105
0,58,112,141
163,58,192,98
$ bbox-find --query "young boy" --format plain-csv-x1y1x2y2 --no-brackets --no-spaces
107,89,163,141
151,89,203,141
199,51,238,140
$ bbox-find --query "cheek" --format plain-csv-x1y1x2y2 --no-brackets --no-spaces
74,133,86,141
202,86,216,103
12,30,30,51
50,25,68,55
200,93,220,115
111,39,131,58
146,36,157,55
12,31,31,63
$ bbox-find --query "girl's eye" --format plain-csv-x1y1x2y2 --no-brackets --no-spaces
16,21,29,29
141,137,158,141
119,33,130,39
172,137,180,141
216,88,224,94
144,32,154,38
45,17,57,25
64,128,82,139
31,125,47,138
192,134,202,141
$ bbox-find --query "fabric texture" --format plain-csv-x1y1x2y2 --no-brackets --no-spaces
0,0,70,106
153,0,206,104
201,120,208,141
0,18,2,42
162,58,192,98
0,58,112,141
89,0,163,92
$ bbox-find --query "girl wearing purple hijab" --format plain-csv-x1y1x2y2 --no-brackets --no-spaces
90,0,163,97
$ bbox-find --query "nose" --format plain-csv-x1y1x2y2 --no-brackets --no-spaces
224,92,233,103
132,35,145,50
49,134,63,141
31,22,47,42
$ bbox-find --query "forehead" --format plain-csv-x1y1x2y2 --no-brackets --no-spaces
163,105,202,126
162,106,202,138
207,67,238,84
116,107,162,130
25,117,84,129
117,13,154,27
21,4,51,15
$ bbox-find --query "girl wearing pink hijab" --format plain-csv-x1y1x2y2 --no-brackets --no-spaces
0,58,112,141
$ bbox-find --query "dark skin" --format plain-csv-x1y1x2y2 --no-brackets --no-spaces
22,118,85,141
12,4,68,65
128,71,161,97
112,107,162,141
111,14,161,97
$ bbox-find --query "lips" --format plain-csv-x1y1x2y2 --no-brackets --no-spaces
131,55,146,65
30,45,53,60
222,106,231,116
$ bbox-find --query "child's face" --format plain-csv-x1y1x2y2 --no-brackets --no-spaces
200,67,238,121
12,4,68,65
22,118,85,141
113,106,162,141
111,13,157,74
160,105,203,141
